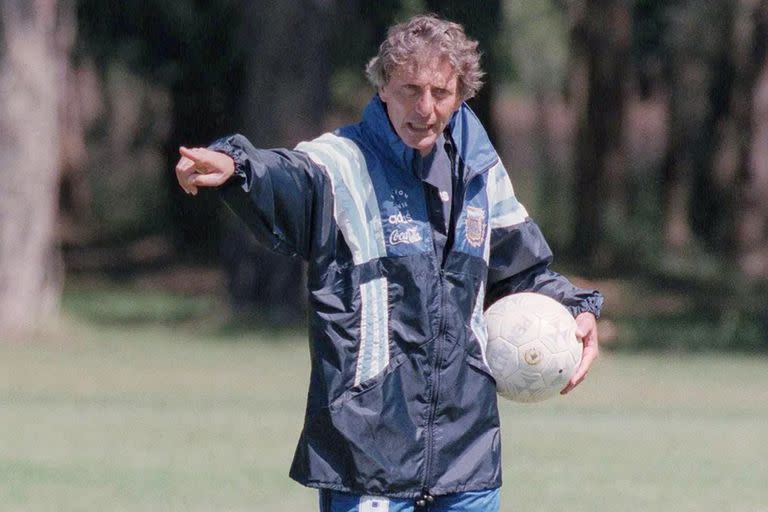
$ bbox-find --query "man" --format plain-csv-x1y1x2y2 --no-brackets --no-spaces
175,14,602,512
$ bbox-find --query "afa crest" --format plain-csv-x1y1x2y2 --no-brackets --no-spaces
465,206,486,247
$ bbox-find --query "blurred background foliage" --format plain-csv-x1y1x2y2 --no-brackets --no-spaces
1,0,767,350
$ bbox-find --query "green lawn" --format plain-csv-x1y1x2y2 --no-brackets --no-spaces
2,315,767,511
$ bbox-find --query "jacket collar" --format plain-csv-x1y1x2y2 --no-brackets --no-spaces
361,95,418,172
361,95,499,181
447,100,499,180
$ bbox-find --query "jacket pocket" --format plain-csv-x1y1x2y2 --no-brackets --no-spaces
316,352,419,493
328,353,406,413
466,354,497,387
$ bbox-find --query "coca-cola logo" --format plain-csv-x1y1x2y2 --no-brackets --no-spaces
389,227,422,246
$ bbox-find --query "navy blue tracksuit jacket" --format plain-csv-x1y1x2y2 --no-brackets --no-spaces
211,96,603,499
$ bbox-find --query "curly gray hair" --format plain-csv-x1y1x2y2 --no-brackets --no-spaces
365,14,485,101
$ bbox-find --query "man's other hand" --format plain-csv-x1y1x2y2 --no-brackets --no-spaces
561,312,599,395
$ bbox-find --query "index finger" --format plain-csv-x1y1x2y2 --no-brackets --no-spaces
179,146,206,164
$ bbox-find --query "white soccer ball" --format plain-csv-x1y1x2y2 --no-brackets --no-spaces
484,292,582,403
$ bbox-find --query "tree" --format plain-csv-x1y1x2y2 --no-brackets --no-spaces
659,0,735,254
74,0,335,321
0,0,74,336
569,0,632,269
742,0,768,277
660,0,768,280
711,0,768,276
219,0,335,322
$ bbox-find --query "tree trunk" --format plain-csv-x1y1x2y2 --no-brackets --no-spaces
569,0,631,269
220,0,334,323
661,0,735,253
731,0,768,277
240,1,332,148
0,0,71,337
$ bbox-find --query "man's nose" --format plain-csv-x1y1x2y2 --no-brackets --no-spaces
415,92,434,116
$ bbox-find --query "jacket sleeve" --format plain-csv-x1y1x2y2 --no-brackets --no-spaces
484,162,604,318
209,134,329,261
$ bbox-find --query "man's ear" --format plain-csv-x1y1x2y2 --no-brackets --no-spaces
378,85,389,103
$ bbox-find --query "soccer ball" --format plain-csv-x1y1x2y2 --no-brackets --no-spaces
484,292,582,403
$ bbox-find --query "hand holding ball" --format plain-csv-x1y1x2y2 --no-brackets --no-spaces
484,293,582,403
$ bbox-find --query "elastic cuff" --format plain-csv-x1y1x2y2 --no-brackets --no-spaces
568,292,604,319
208,136,248,185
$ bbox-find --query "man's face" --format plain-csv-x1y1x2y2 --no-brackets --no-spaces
379,57,462,155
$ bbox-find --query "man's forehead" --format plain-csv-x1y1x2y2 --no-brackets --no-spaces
391,55,458,85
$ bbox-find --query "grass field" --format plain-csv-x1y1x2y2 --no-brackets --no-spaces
2,304,768,511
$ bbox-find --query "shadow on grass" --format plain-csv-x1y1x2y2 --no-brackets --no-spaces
612,310,768,353
212,316,307,343
62,284,307,343
64,274,766,352
63,286,221,327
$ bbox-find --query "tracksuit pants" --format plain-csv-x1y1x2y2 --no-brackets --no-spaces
319,488,500,512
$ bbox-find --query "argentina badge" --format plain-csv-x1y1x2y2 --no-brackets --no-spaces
465,206,486,247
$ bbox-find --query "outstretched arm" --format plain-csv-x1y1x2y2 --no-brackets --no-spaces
173,135,330,260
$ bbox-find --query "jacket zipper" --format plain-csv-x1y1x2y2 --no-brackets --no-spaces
420,139,458,496
421,267,446,499
420,140,498,498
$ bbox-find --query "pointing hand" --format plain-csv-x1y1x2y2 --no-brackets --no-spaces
174,146,235,195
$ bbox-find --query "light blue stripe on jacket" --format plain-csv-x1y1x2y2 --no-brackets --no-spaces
297,133,387,265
